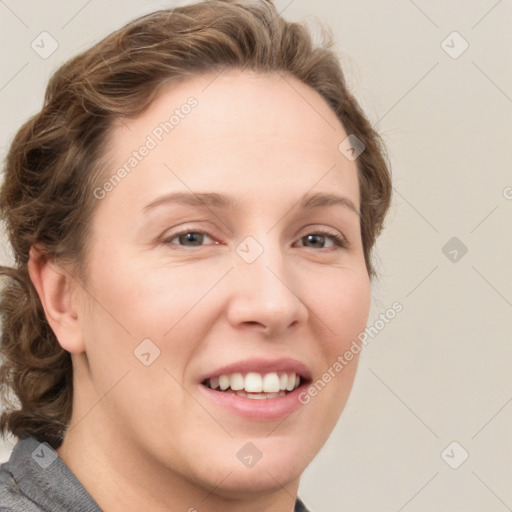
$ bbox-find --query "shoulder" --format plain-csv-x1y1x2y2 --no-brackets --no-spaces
0,445,44,511
0,436,100,512
295,497,312,512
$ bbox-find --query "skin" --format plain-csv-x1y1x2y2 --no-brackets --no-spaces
29,70,371,512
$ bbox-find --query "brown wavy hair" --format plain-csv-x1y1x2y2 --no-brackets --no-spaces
0,0,392,448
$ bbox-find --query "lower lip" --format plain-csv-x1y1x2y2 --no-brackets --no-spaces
198,384,308,421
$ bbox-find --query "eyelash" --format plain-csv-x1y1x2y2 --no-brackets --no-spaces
310,230,348,249
161,228,348,251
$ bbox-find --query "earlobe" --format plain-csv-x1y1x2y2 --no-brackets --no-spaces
27,245,85,354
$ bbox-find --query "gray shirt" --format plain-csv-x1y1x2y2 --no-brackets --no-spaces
0,437,310,511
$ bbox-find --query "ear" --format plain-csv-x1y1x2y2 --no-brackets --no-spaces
27,245,85,354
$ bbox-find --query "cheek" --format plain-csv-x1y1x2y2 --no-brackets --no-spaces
294,269,369,443
85,250,223,339
308,265,371,349
78,251,232,399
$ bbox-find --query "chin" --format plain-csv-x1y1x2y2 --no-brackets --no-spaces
194,435,313,496
205,459,304,498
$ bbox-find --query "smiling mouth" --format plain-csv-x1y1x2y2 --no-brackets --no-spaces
202,371,303,400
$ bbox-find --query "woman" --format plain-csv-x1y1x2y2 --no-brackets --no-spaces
0,1,391,510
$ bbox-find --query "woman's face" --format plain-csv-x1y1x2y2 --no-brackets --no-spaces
74,71,370,495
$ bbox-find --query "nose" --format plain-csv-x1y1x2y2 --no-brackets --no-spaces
225,236,309,336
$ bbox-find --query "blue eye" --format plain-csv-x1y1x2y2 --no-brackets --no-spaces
296,231,347,250
163,231,215,247
162,229,347,250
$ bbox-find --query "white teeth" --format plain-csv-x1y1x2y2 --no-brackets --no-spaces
263,373,280,393
238,391,286,399
219,375,230,391
266,392,285,398
245,372,263,393
207,371,302,395
285,372,296,392
246,392,267,400
230,373,244,391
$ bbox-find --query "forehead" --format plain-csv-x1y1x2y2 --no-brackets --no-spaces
121,70,343,133
100,70,359,213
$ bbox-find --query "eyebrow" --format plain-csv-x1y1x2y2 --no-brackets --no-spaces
142,191,359,216
300,192,359,216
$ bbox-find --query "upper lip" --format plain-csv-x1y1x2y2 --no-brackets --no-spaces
199,357,312,382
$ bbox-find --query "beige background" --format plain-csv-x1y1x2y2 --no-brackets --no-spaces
1,1,511,511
